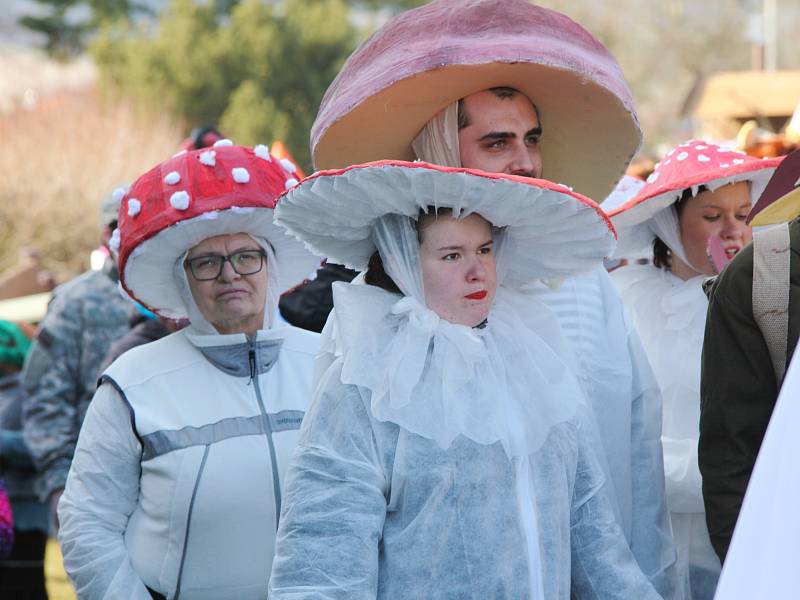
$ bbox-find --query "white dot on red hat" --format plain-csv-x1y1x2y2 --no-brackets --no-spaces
647,172,659,183
733,159,745,165
127,198,141,217
254,145,271,161
677,152,689,161
164,171,181,185
697,155,710,162
232,167,250,183
170,191,190,210
199,150,216,167
279,158,297,173
284,178,299,190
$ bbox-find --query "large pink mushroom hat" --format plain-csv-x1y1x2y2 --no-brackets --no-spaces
311,0,641,202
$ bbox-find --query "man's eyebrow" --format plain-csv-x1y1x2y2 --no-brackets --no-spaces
525,126,543,137
477,131,515,142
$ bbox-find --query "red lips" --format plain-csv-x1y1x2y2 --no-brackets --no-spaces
465,290,488,300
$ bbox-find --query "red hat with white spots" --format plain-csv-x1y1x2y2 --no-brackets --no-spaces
114,142,314,319
608,140,781,254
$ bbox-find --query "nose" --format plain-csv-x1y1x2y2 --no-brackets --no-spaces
217,258,241,282
466,256,487,282
720,215,749,243
508,142,540,178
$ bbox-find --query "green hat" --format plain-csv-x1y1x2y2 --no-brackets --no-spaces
0,320,32,368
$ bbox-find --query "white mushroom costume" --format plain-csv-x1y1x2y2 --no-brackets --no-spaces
609,141,781,600
269,160,661,600
58,144,320,600
307,0,677,591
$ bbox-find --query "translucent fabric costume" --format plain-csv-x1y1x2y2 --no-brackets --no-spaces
612,263,721,600
270,206,661,598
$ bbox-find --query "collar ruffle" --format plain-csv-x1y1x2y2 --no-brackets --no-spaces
331,281,586,458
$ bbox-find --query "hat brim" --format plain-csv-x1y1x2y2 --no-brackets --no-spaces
275,161,616,284
750,187,800,226
122,207,318,319
610,162,778,256
314,61,640,205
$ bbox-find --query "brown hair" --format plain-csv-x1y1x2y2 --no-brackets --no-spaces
457,87,541,130
652,186,706,270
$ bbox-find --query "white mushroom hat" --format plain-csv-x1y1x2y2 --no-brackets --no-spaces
275,160,617,285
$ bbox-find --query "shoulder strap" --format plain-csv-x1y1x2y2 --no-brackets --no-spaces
752,223,792,386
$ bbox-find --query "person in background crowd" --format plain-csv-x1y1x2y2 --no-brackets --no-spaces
0,478,12,560
179,124,225,152
270,160,660,599
278,261,357,332
699,148,800,564
58,144,320,599
20,190,131,532
97,302,186,374
609,140,781,597
307,0,676,593
0,320,48,599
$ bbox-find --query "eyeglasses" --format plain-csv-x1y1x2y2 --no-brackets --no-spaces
185,250,266,281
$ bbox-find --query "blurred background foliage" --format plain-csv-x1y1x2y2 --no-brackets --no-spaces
5,0,800,279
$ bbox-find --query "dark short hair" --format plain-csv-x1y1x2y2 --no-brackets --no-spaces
364,208,454,294
652,187,706,270
457,87,540,130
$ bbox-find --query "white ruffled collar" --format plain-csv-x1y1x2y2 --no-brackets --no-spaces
331,281,587,458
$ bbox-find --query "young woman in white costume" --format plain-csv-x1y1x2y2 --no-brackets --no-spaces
268,160,661,599
610,141,781,600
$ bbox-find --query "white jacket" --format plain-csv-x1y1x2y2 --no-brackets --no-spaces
58,324,318,600
612,263,721,600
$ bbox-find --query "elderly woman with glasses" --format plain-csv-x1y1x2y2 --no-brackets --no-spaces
56,145,320,600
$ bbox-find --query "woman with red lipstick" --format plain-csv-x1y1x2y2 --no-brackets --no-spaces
269,160,662,599
608,140,782,600
56,145,321,599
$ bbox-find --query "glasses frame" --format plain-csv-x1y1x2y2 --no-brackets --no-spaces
184,249,266,281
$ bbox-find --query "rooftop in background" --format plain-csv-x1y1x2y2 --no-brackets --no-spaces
683,70,800,138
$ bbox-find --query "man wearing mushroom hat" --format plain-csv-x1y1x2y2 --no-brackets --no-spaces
308,0,676,593
57,143,320,599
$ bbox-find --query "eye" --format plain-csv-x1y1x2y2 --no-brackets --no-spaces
486,140,505,150
193,256,219,269
524,133,541,146
736,214,749,221
442,252,460,261
478,245,493,255
703,215,720,222
233,251,261,265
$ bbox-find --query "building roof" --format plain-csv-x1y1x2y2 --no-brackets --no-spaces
683,70,800,120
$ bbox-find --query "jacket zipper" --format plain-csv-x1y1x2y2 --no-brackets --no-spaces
173,444,210,600
249,343,283,530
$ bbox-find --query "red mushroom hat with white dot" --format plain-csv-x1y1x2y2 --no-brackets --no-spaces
608,140,782,254
114,142,316,319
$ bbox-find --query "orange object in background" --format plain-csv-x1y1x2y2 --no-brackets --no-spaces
270,141,306,179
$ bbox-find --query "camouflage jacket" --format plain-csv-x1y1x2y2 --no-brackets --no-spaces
21,259,131,501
